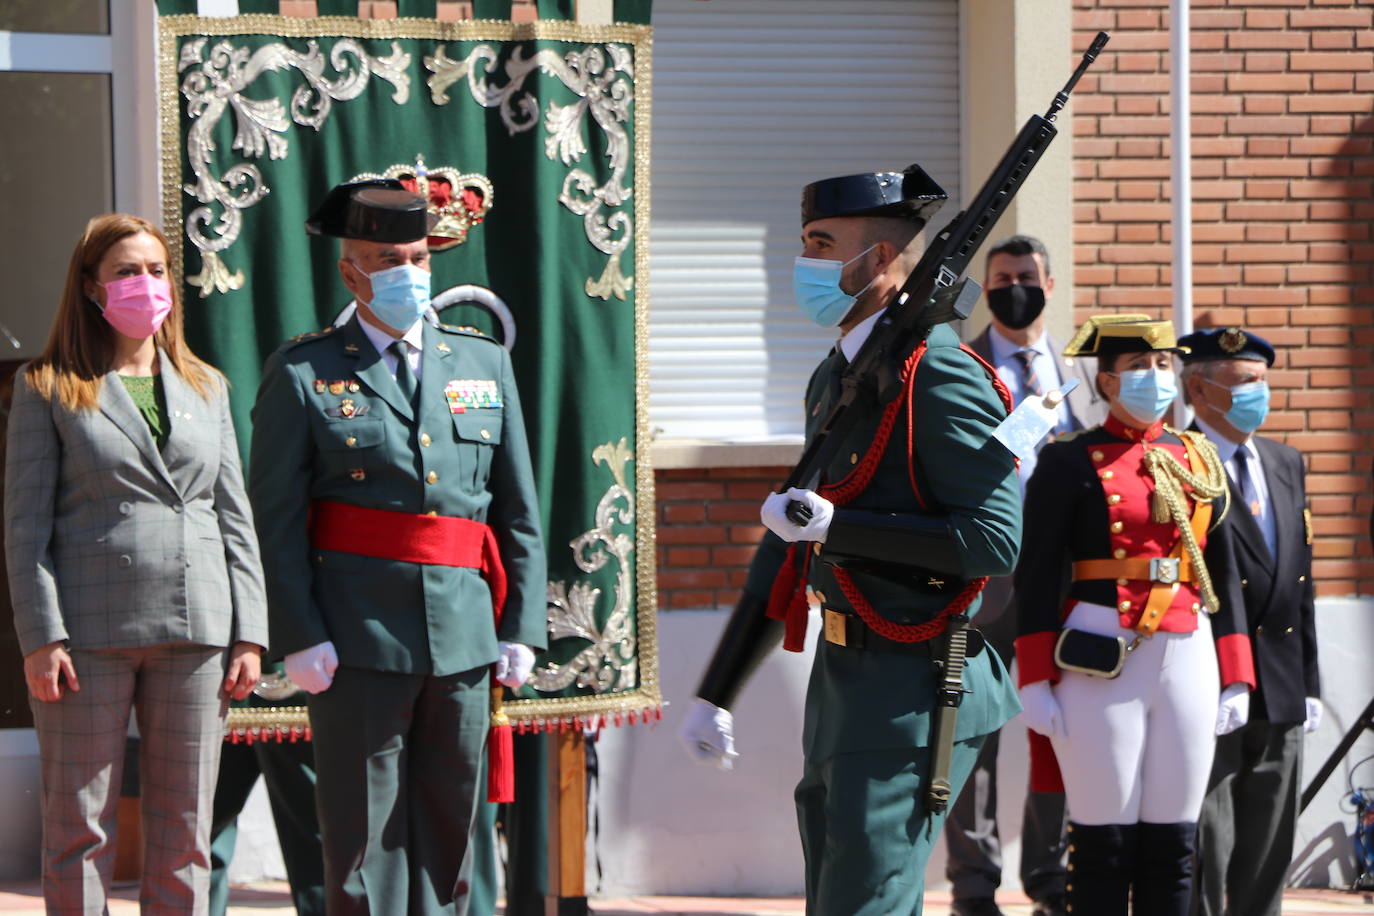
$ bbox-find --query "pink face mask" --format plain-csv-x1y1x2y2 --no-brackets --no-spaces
98,273,173,339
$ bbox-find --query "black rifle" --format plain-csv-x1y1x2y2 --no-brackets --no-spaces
785,31,1110,524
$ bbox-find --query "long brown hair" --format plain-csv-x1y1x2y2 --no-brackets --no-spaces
23,214,219,410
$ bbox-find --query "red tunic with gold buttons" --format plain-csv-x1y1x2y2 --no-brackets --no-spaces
1012,416,1256,789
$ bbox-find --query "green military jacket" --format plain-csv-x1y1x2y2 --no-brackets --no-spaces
248,316,547,677
746,323,1022,762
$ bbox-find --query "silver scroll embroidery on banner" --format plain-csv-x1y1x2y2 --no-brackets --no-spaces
530,439,637,694
178,37,410,297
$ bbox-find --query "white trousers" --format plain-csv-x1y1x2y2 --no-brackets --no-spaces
1050,602,1219,825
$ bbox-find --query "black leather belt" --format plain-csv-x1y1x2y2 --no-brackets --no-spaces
822,607,985,658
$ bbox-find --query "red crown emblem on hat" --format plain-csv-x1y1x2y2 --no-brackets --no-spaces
351,155,493,251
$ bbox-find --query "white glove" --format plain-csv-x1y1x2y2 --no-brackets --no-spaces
494,642,536,689
760,487,834,543
679,697,738,771
1216,682,1251,736
1018,681,1065,741
1304,696,1323,733
284,641,339,695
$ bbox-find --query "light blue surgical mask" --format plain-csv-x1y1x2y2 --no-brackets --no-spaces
1112,367,1177,425
353,261,431,332
1212,378,1270,434
792,244,879,328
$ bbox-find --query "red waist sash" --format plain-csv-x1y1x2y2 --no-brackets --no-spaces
309,500,507,620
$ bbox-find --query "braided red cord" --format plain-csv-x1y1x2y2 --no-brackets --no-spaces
824,341,1004,643
837,569,990,642
770,339,1012,648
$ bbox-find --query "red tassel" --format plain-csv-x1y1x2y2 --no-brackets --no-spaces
487,682,515,803
487,722,515,803
765,545,800,624
765,544,812,653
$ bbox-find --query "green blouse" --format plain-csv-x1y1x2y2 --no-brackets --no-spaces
119,374,169,450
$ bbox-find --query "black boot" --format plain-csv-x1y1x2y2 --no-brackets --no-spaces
1065,822,1136,916
1132,821,1197,915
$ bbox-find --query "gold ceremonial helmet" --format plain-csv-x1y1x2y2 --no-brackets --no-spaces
1063,313,1191,359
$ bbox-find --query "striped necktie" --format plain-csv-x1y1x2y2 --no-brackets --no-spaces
1014,348,1044,399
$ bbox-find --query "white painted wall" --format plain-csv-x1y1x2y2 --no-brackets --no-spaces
1287,597,1374,889
0,729,41,879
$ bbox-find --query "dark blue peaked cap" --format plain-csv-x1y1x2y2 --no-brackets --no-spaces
1177,327,1276,367
800,164,947,227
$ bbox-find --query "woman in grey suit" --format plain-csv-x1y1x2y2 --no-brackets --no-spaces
5,213,269,914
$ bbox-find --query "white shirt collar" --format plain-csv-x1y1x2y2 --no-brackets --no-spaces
357,311,424,359
839,308,885,363
988,323,1050,364
1194,415,1255,465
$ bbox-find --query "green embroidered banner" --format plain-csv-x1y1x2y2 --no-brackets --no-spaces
155,10,658,730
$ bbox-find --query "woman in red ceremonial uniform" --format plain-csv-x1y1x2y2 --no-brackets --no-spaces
1013,315,1254,915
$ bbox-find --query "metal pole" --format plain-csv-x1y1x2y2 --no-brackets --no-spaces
1171,0,1193,427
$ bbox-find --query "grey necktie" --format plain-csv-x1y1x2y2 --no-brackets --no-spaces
1233,447,1274,558
390,339,417,408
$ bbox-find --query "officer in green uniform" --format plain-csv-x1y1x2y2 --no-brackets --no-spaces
208,669,323,916
679,164,1023,915
248,180,547,916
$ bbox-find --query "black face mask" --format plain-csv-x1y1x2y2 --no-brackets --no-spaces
987,284,1046,330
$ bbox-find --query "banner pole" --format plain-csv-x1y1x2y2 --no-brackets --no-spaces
545,729,589,916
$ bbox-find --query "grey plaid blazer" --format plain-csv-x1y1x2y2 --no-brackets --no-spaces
5,356,268,657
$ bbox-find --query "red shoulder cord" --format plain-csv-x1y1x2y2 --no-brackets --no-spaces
767,342,1014,651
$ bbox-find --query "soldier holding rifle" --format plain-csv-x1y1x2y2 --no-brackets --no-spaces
676,34,1110,914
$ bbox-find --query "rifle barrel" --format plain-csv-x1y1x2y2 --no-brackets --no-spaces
1045,30,1112,121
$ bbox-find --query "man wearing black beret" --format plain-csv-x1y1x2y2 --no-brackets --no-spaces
1179,326,1321,916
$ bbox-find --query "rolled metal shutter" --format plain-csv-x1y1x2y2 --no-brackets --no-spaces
647,0,961,441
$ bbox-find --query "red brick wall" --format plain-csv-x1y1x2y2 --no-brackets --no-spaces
654,0,1374,610
655,467,779,610
1072,0,1374,596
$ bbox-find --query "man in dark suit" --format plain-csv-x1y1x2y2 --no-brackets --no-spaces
951,235,1105,916
1181,326,1321,916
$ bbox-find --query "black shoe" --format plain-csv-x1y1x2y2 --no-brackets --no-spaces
1030,893,1068,916
950,899,1004,916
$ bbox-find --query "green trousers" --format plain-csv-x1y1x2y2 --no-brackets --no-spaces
308,665,488,915
209,738,325,916
796,737,985,916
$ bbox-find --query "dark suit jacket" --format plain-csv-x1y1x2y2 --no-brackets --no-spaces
1222,434,1320,723
966,325,1109,638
